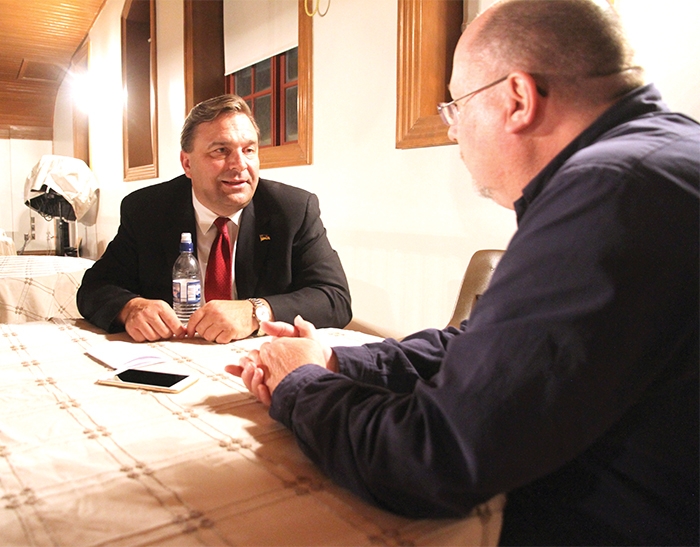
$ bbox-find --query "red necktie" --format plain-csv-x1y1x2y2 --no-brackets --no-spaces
205,217,232,301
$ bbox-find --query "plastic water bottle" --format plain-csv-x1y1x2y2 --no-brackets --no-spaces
172,232,201,324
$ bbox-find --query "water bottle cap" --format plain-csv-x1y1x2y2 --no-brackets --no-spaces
179,232,194,253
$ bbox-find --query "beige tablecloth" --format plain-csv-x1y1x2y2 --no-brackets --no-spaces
0,319,505,546
0,255,94,323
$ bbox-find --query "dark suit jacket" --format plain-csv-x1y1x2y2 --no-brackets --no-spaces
77,175,352,333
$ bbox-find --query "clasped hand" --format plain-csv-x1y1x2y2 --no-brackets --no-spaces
225,315,337,406
119,297,259,343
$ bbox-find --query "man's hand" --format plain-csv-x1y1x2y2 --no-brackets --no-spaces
230,352,272,405
186,300,258,343
261,314,316,338
262,315,336,366
258,337,331,392
119,297,185,342
225,316,338,406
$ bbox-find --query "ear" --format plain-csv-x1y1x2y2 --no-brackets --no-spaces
503,71,540,134
180,150,191,177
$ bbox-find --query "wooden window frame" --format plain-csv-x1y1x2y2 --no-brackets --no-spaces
121,0,159,181
226,48,298,148
71,41,90,166
279,48,299,146
183,0,225,114
396,0,463,149
258,0,312,168
227,60,276,147
183,0,310,168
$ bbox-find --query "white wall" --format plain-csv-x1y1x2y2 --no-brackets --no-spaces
53,83,74,157
265,0,515,337
0,137,54,252
51,0,699,337
616,0,700,117
0,138,11,234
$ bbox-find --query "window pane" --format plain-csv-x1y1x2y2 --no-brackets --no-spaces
254,58,271,92
285,47,298,82
235,67,252,97
285,85,298,142
255,94,272,146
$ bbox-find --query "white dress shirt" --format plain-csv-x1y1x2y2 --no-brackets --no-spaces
192,190,242,302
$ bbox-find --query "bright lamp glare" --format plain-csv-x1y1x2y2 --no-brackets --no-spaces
70,72,93,115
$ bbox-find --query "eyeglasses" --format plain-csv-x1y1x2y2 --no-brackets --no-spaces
437,75,508,126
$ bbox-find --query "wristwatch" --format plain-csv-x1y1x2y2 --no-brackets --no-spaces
249,298,271,335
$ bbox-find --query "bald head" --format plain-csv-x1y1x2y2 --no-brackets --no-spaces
466,0,644,105
446,0,647,208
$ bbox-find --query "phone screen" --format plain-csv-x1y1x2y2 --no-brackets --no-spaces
116,369,189,388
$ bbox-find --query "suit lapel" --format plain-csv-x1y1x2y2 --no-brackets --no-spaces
235,182,272,298
163,176,198,266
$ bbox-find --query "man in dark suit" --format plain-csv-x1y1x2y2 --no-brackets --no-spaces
77,94,351,343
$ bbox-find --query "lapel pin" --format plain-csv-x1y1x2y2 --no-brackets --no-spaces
259,234,271,242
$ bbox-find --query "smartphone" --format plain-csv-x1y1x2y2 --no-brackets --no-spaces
97,368,198,393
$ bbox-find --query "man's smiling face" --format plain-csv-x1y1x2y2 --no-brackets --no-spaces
180,111,260,217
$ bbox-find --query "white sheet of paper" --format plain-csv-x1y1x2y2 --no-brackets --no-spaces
86,341,168,370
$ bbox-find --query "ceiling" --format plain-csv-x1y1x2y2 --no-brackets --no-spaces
0,0,105,140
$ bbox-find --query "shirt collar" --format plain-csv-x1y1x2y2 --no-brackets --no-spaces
513,83,668,222
192,189,243,233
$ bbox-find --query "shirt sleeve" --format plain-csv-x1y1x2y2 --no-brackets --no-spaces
333,326,462,392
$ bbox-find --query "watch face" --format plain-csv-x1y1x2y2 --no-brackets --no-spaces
255,305,271,322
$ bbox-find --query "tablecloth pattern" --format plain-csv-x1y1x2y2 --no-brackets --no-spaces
0,319,505,546
0,256,94,323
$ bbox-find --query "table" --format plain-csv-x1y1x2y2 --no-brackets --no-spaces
0,255,95,323
0,319,505,546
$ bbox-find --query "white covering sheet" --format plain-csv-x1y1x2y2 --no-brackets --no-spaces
0,256,94,323
0,229,15,256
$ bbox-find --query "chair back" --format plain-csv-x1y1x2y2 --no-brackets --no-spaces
448,249,504,328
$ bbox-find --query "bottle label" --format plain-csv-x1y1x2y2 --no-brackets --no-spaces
173,280,201,304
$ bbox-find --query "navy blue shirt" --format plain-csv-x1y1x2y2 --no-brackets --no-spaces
270,85,699,546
